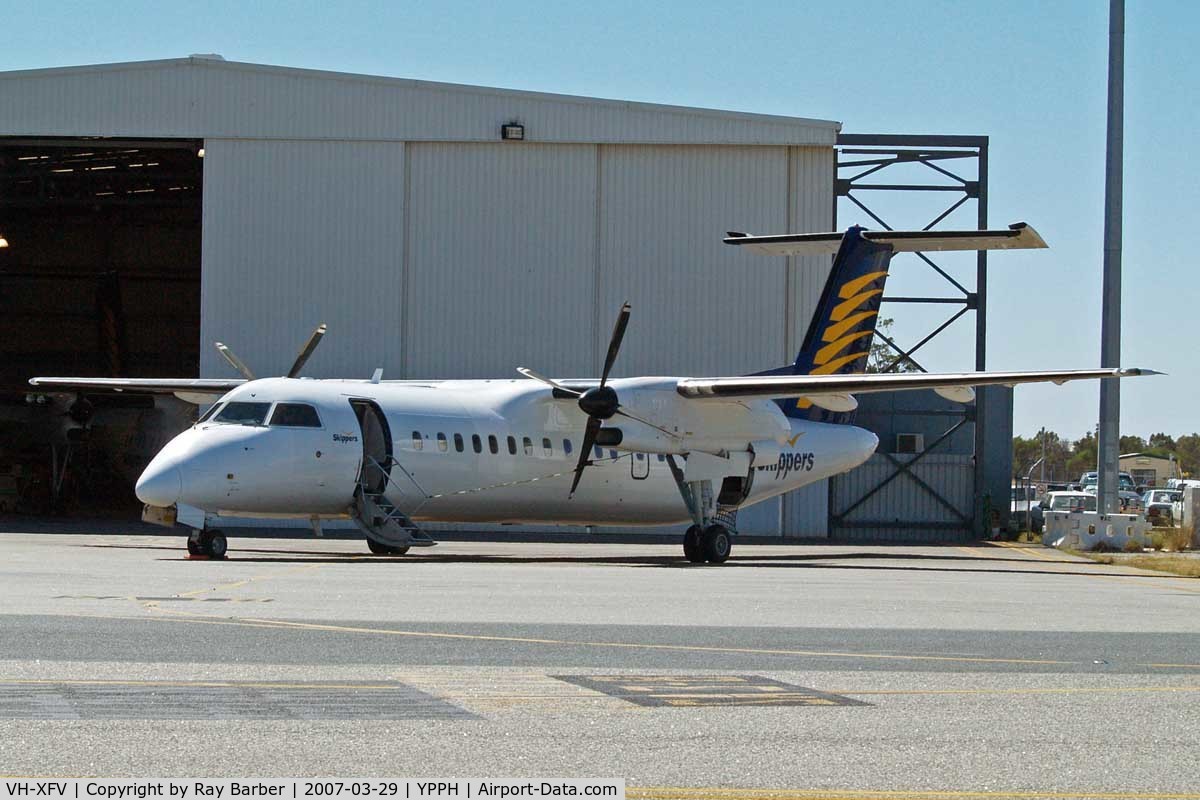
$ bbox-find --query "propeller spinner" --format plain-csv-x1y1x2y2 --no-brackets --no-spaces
519,303,674,498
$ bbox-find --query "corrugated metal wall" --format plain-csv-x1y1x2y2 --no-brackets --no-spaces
405,143,597,378
781,146,836,536
0,59,838,147
830,453,975,542
200,141,835,535
199,139,408,380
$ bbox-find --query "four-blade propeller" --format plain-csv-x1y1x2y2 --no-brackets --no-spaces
519,303,675,498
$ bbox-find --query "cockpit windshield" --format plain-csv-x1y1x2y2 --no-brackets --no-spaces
213,401,272,426
196,402,223,424
269,403,321,428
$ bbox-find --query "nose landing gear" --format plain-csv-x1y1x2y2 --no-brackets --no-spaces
186,529,228,559
683,523,732,564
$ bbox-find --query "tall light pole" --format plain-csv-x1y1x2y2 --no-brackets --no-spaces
1097,0,1124,515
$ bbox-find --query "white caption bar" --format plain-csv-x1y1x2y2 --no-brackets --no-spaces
0,781,624,800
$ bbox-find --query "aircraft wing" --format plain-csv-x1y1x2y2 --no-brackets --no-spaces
676,368,1157,402
28,377,244,402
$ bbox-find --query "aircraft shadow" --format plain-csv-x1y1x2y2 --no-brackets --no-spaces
80,542,1154,579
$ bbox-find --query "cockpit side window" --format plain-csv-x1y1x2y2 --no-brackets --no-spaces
269,403,322,428
214,401,271,426
196,402,223,424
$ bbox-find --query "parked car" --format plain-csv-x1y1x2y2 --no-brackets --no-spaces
1079,471,1136,493
1143,488,1183,526
1011,485,1043,532
1042,491,1098,513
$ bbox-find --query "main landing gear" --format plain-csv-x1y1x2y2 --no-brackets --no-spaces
186,529,227,559
366,538,410,556
683,524,732,564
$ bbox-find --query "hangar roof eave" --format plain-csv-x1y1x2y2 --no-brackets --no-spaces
0,57,841,146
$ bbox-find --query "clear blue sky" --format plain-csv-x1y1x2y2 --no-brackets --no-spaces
3,0,1196,440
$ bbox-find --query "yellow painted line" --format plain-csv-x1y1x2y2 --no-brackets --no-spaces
68,610,1076,667
237,615,1076,666
829,685,1200,697
174,563,323,598
0,678,402,690
629,788,1200,799
1145,663,1200,669
988,541,1059,561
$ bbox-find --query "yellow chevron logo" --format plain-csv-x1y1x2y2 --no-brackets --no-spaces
815,329,874,365
786,433,802,446
831,289,883,322
838,271,888,298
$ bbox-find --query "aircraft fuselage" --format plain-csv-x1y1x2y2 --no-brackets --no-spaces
135,376,879,527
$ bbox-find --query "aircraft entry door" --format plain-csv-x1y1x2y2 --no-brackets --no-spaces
350,399,392,494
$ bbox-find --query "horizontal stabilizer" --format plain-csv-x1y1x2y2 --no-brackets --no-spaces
724,222,1047,257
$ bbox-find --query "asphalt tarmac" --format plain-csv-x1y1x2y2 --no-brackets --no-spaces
1,530,1198,799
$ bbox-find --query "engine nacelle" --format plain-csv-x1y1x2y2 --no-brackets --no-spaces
595,424,685,455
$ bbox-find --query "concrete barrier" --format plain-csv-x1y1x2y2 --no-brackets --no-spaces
1042,510,1149,551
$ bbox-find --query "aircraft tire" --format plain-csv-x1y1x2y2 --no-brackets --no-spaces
186,534,204,556
701,525,731,564
203,530,228,559
683,525,705,563
367,538,410,556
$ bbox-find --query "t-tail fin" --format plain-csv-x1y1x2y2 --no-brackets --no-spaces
723,222,1047,423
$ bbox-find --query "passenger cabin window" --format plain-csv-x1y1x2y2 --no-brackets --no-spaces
412,431,423,451
437,432,448,452
197,403,223,424
214,402,271,426
507,435,517,455
542,437,553,457
269,403,321,428
523,436,533,456
563,439,573,456
488,435,499,454
454,433,464,453
472,434,483,454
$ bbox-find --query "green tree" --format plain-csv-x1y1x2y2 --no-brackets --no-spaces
1066,431,1098,479
1119,434,1147,454
866,317,921,373
1176,434,1200,478
1149,432,1177,451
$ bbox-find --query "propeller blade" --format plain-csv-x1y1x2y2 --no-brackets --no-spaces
215,342,255,381
287,323,327,379
599,302,631,388
517,367,582,396
613,407,681,438
569,416,603,498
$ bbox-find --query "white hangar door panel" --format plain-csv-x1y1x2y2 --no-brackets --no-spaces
596,145,791,535
200,139,407,380
405,143,597,379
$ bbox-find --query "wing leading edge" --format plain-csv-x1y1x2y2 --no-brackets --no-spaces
676,368,1158,402
28,377,245,398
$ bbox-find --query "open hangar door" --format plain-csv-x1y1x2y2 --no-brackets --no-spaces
0,137,203,514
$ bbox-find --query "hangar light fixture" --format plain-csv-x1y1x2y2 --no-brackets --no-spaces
500,122,525,141
197,147,205,158
0,234,9,249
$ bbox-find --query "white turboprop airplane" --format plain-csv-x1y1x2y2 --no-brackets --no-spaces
31,224,1155,562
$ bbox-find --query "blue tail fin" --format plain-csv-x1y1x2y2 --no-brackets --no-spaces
759,226,896,423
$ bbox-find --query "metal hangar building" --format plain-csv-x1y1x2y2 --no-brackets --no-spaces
0,56,1004,538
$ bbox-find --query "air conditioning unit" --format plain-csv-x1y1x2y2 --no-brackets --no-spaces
895,433,924,454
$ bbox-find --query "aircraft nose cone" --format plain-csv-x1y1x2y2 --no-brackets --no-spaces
136,461,182,507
